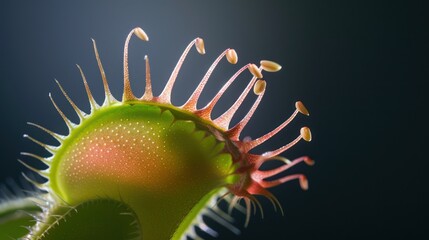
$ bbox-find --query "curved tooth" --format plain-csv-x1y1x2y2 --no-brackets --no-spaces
196,64,251,120
123,27,149,102
158,37,204,104
227,80,266,140
214,72,258,130
182,48,232,111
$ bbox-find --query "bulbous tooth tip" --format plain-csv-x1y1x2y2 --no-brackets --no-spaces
300,175,309,190
304,157,315,166
253,80,266,95
300,127,312,142
296,101,310,116
196,38,205,55
133,27,149,41
260,60,282,72
226,49,238,64
249,63,263,78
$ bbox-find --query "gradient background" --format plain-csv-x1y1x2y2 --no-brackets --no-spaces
0,0,426,239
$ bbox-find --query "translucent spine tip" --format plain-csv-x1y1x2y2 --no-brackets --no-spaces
23,134,56,154
158,38,204,103
140,55,153,100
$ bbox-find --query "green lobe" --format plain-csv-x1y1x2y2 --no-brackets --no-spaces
39,199,141,240
0,197,40,239
48,103,237,239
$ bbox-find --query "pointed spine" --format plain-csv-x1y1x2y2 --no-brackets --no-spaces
140,55,153,100
17,159,49,179
92,38,115,104
23,134,57,153
21,172,47,192
20,152,51,166
76,64,99,111
26,122,64,142
55,79,85,120
49,93,74,131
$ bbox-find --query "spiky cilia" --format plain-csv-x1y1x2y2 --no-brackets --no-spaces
2,27,313,240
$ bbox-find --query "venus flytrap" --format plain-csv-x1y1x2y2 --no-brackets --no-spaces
0,27,313,240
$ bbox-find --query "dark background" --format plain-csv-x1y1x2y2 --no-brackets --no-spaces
0,0,427,239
